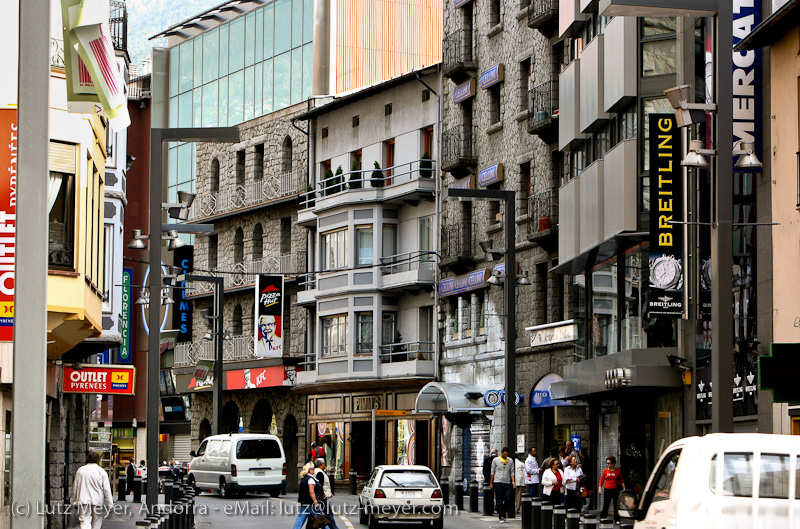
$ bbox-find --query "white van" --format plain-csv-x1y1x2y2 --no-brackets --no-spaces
618,433,800,529
187,433,286,497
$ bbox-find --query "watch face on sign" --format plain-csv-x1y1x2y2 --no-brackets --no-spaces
650,255,683,290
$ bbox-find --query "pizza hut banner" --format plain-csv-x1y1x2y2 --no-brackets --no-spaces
62,365,135,395
254,275,284,358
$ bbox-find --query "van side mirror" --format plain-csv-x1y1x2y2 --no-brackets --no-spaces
617,490,641,520
190,450,196,458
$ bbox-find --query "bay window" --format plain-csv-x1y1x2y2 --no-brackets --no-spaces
321,228,348,270
356,226,373,266
48,171,75,269
357,312,373,354
322,314,347,357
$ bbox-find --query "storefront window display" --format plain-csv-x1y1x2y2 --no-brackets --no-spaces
316,422,345,479
396,420,415,465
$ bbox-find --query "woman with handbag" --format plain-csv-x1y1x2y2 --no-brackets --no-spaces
563,456,584,510
292,463,330,529
541,458,564,506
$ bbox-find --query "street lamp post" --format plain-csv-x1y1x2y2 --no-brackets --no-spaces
445,188,517,453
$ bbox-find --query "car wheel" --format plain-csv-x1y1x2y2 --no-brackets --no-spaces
188,476,199,495
359,502,368,525
219,479,231,498
368,512,379,529
433,515,444,529
269,490,280,498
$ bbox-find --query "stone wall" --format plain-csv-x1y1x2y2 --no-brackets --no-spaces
47,393,90,529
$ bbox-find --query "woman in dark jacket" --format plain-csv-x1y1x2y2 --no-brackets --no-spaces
292,463,327,529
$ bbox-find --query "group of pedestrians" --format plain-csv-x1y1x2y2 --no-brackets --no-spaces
292,457,337,529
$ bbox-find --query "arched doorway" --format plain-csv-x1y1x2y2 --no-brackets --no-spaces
221,401,241,434
199,419,212,442
284,414,299,492
249,399,273,434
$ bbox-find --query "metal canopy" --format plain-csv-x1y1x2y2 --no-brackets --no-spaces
414,382,493,414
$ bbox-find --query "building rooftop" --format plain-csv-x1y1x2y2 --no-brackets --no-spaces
150,0,267,41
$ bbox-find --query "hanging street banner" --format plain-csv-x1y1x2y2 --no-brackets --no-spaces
0,110,16,341
254,275,284,358
438,269,489,297
61,0,130,130
171,247,193,343
117,267,133,363
648,114,684,316
62,365,135,395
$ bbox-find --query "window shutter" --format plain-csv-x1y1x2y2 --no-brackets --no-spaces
49,142,77,174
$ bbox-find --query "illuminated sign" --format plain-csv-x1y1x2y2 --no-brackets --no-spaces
478,163,503,187
479,64,504,89
450,175,475,190
62,365,136,395
453,79,477,104
439,269,489,297
118,268,132,363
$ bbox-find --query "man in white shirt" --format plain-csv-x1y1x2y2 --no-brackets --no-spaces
72,452,113,529
314,458,337,529
524,447,541,498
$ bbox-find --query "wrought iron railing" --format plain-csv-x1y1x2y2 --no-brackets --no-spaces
528,81,559,130
187,252,306,293
192,170,305,220
379,341,435,363
127,74,151,100
441,125,476,170
173,335,256,366
109,1,128,52
50,38,65,68
441,223,472,261
527,190,558,235
443,30,475,75
528,0,558,27
380,251,437,274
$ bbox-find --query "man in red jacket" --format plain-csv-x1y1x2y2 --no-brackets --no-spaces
598,456,625,522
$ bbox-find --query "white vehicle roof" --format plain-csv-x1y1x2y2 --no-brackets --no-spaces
200,433,280,442
667,433,800,453
376,465,436,472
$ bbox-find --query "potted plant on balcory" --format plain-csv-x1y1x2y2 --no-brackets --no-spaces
419,150,433,178
323,167,334,196
349,158,362,189
334,165,344,194
305,183,315,208
371,161,384,188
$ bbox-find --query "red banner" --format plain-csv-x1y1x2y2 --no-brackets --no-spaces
226,366,299,390
0,110,16,341
62,365,136,395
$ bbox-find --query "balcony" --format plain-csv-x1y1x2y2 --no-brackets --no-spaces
297,159,435,223
380,251,437,290
528,81,559,143
174,335,256,367
109,1,128,52
443,30,477,81
527,0,558,37
187,252,306,295
50,38,65,69
527,190,558,247
127,74,151,100
379,341,436,377
440,223,474,272
441,125,477,175
191,170,305,222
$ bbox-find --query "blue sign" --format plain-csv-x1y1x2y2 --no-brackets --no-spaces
571,435,581,452
172,247,193,342
478,163,503,187
731,0,761,171
453,0,470,8
451,175,474,190
96,349,111,364
453,79,476,104
530,373,573,408
439,269,489,297
484,390,523,407
479,64,504,89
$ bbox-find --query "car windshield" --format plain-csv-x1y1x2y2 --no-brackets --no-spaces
236,439,282,459
379,470,437,488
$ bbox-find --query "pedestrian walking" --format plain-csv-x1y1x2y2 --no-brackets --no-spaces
489,447,515,523
125,458,136,497
314,458,338,529
137,460,147,480
308,442,317,463
563,456,584,511
599,456,625,522
292,462,328,529
524,447,541,498
482,448,497,487
565,441,580,464
72,452,113,529
541,457,564,506
514,454,526,513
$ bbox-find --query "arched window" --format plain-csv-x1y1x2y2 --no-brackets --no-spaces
210,158,220,192
233,228,244,264
252,223,263,261
281,136,293,174
232,304,243,335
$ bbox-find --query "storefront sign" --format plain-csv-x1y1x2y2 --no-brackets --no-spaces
530,373,572,408
62,365,135,395
194,359,214,380
453,79,477,104
478,163,503,187
172,248,193,342
555,406,587,425
354,396,382,411
161,396,187,422
648,114,684,316
450,175,475,190
479,64,504,89
375,410,407,417
0,110,16,341
226,365,298,390
118,268,132,363
439,269,489,297
179,372,214,392
453,0,471,8
732,0,761,172
526,320,576,347
484,390,523,407
254,275,284,358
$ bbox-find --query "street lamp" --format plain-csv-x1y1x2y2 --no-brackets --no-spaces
445,187,519,453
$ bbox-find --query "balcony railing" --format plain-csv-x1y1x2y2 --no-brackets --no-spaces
528,81,559,135
173,335,256,366
50,38,65,68
192,170,305,220
380,251,437,275
527,190,558,236
441,125,476,172
528,0,558,33
127,74,151,100
187,252,306,293
441,223,472,262
299,159,435,209
109,1,128,52
379,341,435,363
443,30,476,78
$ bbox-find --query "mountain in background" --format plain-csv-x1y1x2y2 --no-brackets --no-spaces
126,0,221,67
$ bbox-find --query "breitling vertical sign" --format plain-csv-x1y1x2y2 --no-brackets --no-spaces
648,114,683,316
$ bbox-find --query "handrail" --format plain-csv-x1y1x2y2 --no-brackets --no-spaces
173,335,257,366
192,170,305,220
380,251,437,274
379,341,435,362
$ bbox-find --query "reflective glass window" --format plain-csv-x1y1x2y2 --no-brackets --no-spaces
203,29,219,84
303,0,313,43
291,48,302,105
264,5,274,58
169,47,179,97
179,42,193,94
302,43,313,100
245,66,255,121
202,81,218,127
218,77,229,127
275,0,291,55
274,52,291,109
229,17,245,73
254,62,263,117
292,0,303,49
193,38,203,88
228,70,244,125
255,9,263,63
193,88,202,128
245,12,256,67
178,92,192,128
219,24,229,76
263,59,273,114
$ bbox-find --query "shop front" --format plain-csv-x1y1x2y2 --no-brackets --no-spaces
529,373,587,459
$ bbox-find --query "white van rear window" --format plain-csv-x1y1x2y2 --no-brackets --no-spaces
237,439,282,459
710,453,793,499
710,453,753,497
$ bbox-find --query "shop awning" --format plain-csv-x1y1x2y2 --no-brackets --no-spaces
414,382,493,414
530,373,573,408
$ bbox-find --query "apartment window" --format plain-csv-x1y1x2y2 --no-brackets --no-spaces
489,0,501,26
537,262,548,325
474,292,486,334
384,139,395,185
422,126,434,161
519,58,531,111
384,103,392,116
321,228,348,270
252,223,264,261
489,85,501,124
382,224,397,261
208,234,218,269
232,304,243,335
520,160,531,200
641,17,677,77
234,228,244,264
254,144,264,180
352,115,360,127
235,149,245,186
382,312,398,346
356,226,374,266
419,216,433,269
280,217,292,255
322,314,348,357
350,150,363,189
48,172,75,269
209,158,220,192
281,136,293,174
357,312,374,354
103,224,113,311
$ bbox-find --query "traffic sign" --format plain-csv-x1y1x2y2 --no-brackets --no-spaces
759,343,800,402
374,410,407,417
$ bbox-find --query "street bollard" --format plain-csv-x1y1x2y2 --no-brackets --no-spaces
553,505,566,529
189,494,196,529
118,477,127,502
164,481,174,504
567,509,580,529
454,479,464,510
598,518,614,529
469,480,479,513
541,502,553,529
508,488,516,520
178,501,188,529
441,478,450,505
532,498,542,529
580,513,597,529
482,485,493,516
133,476,142,503
136,519,150,529
521,493,531,528
349,470,357,495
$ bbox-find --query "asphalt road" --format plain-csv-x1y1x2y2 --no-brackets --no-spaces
103,492,520,529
